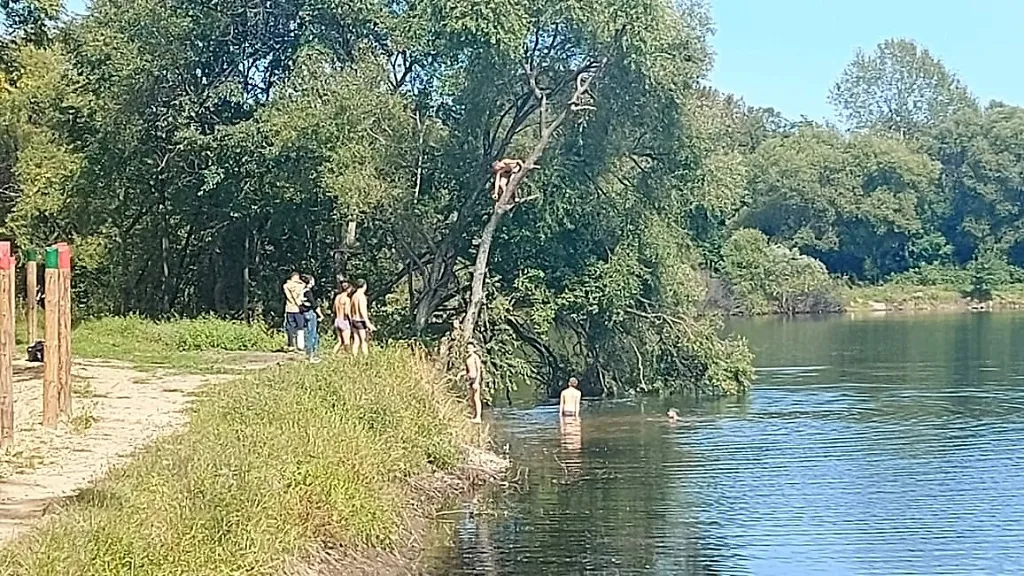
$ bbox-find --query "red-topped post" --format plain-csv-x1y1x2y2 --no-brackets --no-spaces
55,243,71,416
0,241,13,446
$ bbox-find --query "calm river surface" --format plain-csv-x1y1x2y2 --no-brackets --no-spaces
425,313,1024,575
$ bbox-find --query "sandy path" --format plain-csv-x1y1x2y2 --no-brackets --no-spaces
0,355,285,544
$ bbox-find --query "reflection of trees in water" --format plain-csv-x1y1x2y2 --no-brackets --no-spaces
430,406,735,575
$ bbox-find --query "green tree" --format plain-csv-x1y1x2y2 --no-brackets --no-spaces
928,103,1024,266
829,38,976,137
721,228,835,315
741,125,943,279
0,0,755,397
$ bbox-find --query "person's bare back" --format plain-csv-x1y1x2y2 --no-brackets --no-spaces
559,377,582,418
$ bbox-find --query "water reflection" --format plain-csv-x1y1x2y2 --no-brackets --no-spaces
426,313,1024,575
558,417,583,482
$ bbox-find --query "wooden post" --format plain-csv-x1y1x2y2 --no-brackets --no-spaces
0,242,13,446
8,254,14,359
42,246,59,427
56,243,71,417
26,249,37,345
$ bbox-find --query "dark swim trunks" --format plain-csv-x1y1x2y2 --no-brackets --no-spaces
468,376,480,390
351,319,368,331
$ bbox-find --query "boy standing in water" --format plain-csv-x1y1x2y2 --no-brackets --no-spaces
465,343,483,423
559,377,582,418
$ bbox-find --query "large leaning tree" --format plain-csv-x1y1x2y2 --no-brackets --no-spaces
367,0,754,395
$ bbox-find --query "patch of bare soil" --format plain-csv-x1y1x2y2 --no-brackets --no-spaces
0,354,287,544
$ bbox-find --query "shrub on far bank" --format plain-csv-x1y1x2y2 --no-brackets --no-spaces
720,229,840,315
868,254,1024,305
0,347,468,575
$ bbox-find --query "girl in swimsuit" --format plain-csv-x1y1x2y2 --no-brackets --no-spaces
332,281,352,354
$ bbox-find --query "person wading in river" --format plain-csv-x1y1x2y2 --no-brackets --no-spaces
465,343,484,423
559,377,582,419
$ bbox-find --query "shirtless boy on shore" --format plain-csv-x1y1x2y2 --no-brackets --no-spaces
350,279,374,356
466,343,483,423
559,377,582,419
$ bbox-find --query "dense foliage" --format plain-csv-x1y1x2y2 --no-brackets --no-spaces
0,3,1020,396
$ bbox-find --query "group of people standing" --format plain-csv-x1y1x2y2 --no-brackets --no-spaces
282,272,374,363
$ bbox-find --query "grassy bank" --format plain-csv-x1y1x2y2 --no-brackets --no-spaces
70,315,282,370
843,283,1024,312
0,346,472,575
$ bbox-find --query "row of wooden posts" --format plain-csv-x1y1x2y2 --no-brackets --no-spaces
0,241,73,448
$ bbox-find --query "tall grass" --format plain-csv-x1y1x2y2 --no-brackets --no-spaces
71,316,281,367
0,347,468,575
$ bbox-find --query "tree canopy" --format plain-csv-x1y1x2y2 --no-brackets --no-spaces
2,8,1023,398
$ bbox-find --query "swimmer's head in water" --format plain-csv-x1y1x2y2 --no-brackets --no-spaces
667,408,679,420
568,377,578,388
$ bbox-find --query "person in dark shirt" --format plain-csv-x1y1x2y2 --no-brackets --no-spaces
300,275,324,364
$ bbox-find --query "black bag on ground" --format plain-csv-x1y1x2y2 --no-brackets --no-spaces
27,340,44,363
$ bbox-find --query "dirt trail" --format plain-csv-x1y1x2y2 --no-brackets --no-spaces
0,355,286,544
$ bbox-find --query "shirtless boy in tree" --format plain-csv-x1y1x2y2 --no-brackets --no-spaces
465,343,484,423
491,158,525,202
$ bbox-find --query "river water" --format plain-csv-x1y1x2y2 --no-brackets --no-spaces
424,313,1024,575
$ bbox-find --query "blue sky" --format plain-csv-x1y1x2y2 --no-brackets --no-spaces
65,0,1024,122
708,0,1024,121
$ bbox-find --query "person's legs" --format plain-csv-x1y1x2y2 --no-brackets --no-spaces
469,378,482,423
284,314,298,350
351,320,367,355
289,312,307,353
358,329,369,355
306,313,320,362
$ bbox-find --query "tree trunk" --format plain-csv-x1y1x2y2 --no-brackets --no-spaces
460,203,511,340
242,225,251,322
456,55,610,344
335,219,358,281
160,227,170,316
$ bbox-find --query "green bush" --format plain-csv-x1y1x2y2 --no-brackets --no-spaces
968,246,1013,301
0,348,468,576
889,263,971,291
721,229,838,315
